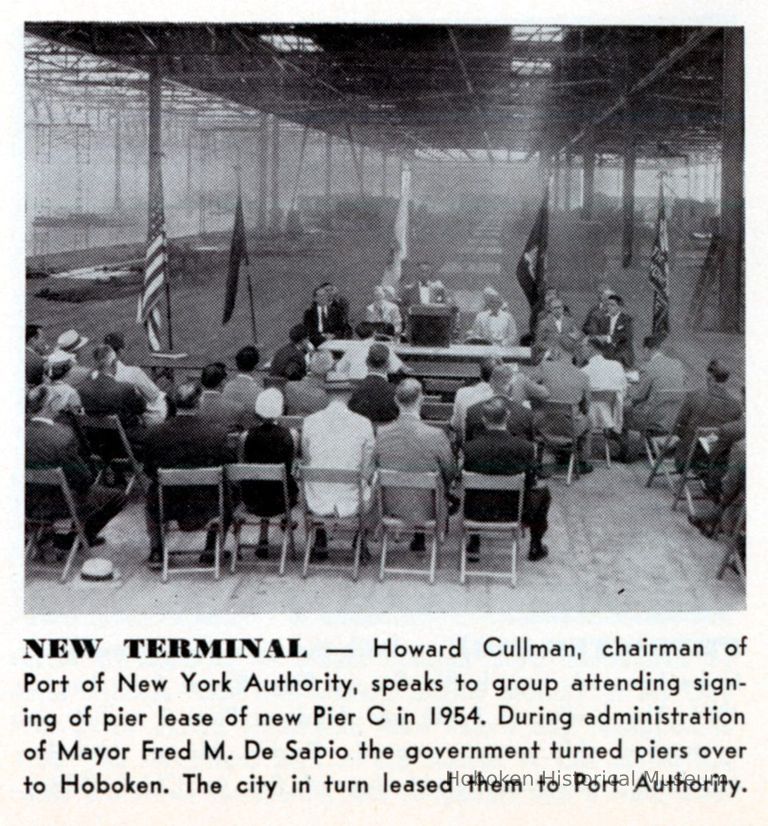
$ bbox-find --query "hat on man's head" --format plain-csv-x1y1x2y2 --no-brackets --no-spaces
57,329,89,352
255,387,284,420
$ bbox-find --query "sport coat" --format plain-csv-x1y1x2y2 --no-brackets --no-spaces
26,417,93,496
303,301,350,346
198,389,254,432
78,371,146,431
270,342,307,380
631,351,687,433
673,384,743,467
593,311,635,367
534,312,582,357
464,394,534,443
284,375,330,415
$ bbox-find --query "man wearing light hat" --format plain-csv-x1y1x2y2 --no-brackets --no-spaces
47,329,91,389
468,287,518,346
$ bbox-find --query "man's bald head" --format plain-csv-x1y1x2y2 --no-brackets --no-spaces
395,377,423,411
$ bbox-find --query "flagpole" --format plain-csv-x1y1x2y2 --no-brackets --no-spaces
164,278,174,351
235,165,258,344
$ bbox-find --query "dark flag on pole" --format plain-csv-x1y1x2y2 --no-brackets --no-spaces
222,187,250,324
516,186,549,333
649,182,670,339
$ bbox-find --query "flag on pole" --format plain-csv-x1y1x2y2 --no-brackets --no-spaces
222,187,250,324
382,162,411,287
649,182,670,339
516,186,549,332
137,154,167,352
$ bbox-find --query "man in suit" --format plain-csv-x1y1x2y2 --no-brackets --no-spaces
464,364,534,444
26,323,47,386
348,343,399,425
143,382,237,567
77,344,147,447
626,334,687,434
303,284,350,347
591,293,634,367
365,285,403,337
222,345,263,412
582,283,614,336
198,362,254,432
284,350,332,415
533,296,583,363
26,385,126,549
673,359,743,471
271,324,310,381
103,331,167,425
375,378,457,553
532,348,593,473
450,357,496,440
463,398,551,563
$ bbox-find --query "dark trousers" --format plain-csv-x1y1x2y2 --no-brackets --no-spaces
145,491,230,553
470,486,551,549
77,485,126,540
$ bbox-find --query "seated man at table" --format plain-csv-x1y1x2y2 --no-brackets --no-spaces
240,388,299,558
303,283,350,347
336,322,407,380
348,344,399,425
590,293,635,368
626,334,687,435
463,398,551,563
301,380,375,561
464,364,534,444
270,324,310,381
284,350,332,415
375,378,457,552
580,337,628,435
143,381,237,568
365,285,403,337
450,357,497,441
222,345,263,412
468,287,518,346
533,296,583,363
582,282,614,337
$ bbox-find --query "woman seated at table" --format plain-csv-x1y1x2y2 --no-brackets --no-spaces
467,287,518,346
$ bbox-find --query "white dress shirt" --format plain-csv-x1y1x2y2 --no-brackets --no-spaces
582,353,628,431
470,309,518,346
301,399,375,517
115,360,167,424
336,340,405,380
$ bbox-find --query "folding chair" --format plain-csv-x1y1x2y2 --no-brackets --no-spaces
643,389,686,487
225,431,247,462
226,463,297,576
588,389,620,467
377,470,445,584
157,467,225,583
78,413,144,494
717,502,746,581
671,426,720,514
25,467,91,583
459,471,525,587
535,401,581,486
423,377,465,401
298,466,369,581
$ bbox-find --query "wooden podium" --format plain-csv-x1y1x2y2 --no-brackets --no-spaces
408,304,458,347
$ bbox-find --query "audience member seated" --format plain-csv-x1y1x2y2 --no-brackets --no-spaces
468,287,518,346
78,344,147,447
507,362,550,406
48,329,91,388
336,321,407,380
348,343,399,425
450,357,497,439
581,338,628,434
689,436,746,545
533,296,583,363
143,381,237,568
284,350,332,415
374,378,457,552
703,388,746,497
463,398,551,563
582,283,614,336
365,285,403,337
303,283,350,347
590,293,635,368
301,380,375,561
25,385,126,550
626,334,687,435
673,359,743,472
26,323,47,387
222,345,263,411
198,362,254,432
103,331,167,425
271,324,310,380
240,388,299,558
465,364,534,443
532,348,593,473
45,353,84,420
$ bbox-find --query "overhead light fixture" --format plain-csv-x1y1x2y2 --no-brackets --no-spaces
259,33,321,53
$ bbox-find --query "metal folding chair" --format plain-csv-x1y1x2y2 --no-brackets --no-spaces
77,413,145,494
25,467,91,583
298,466,369,581
158,467,225,583
671,426,720,514
588,389,620,467
459,471,525,587
536,401,581,486
226,463,297,576
717,502,746,581
377,470,445,584
642,389,686,487
423,377,466,401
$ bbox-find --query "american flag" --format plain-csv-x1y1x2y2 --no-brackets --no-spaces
649,183,670,338
137,153,167,352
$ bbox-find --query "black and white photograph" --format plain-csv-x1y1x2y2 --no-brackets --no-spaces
23,21,745,614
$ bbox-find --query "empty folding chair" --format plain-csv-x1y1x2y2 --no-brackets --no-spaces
226,463,297,576
459,471,525,587
25,467,91,583
377,470,445,584
78,413,144,494
672,426,720,515
298,466,369,581
535,401,581,485
157,467,226,583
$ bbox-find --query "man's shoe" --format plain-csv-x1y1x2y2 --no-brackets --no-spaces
466,536,480,563
528,544,549,562
310,547,329,563
579,462,594,474
410,534,426,553
52,531,76,550
256,540,270,560
147,551,162,570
